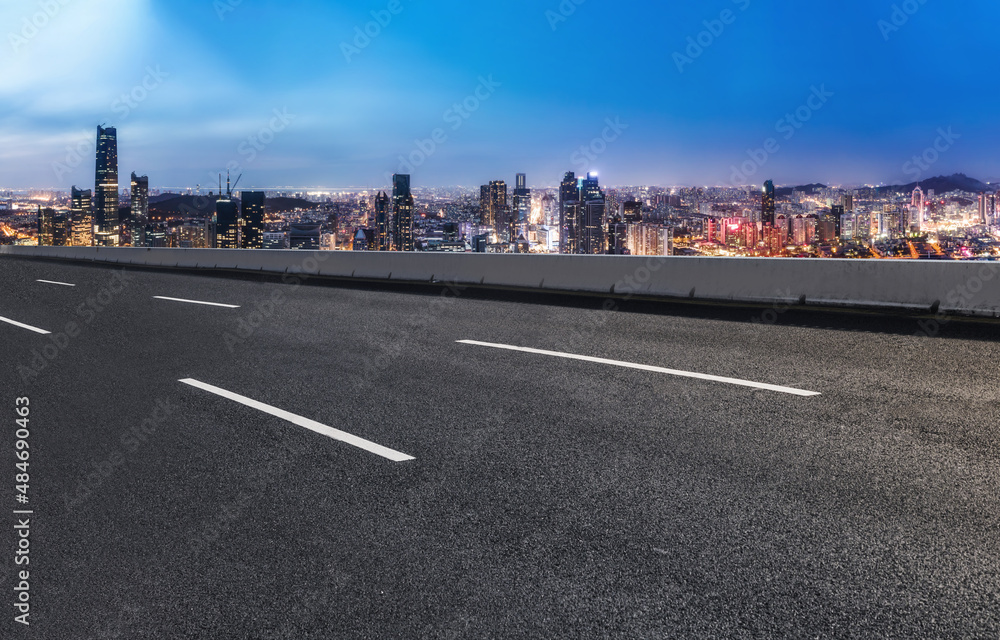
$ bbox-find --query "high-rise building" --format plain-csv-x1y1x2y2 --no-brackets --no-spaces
978,192,995,226
762,180,776,226
621,200,643,224
480,180,508,239
130,173,148,248
392,174,414,251
830,204,845,238
94,125,119,246
625,223,673,256
374,191,391,250
607,214,627,254
560,172,605,254
512,173,531,232
71,186,94,247
37,207,54,246
240,191,265,249
579,172,603,203
565,172,606,255
52,213,71,246
842,193,854,213
289,223,321,250
559,171,577,254
215,174,240,249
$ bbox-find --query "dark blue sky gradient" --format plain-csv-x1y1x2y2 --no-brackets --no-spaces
2,0,997,189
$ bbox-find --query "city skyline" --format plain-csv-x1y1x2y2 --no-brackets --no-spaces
16,120,996,261
3,1,1000,189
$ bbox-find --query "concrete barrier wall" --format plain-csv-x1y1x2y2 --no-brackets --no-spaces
3,245,999,317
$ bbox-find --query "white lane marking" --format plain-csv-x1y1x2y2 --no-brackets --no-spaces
0,316,51,335
153,296,240,309
457,340,821,397
36,279,75,287
179,379,415,462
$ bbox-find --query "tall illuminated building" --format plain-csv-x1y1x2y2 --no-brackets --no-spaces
392,174,414,251
480,180,507,237
580,172,602,202
94,125,119,246
37,207,54,246
621,200,643,224
829,204,845,238
512,172,531,230
564,172,605,255
581,172,605,255
978,192,994,226
240,191,265,249
559,171,577,253
374,191,391,250
130,173,148,247
215,173,240,249
71,186,94,247
52,213,71,246
762,180,775,226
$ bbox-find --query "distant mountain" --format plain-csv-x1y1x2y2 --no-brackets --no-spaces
149,194,221,217
149,193,182,204
149,194,316,217
885,173,992,195
776,183,826,197
266,197,316,212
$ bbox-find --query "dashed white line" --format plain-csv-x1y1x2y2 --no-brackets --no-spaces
153,296,240,309
0,316,51,335
179,379,415,462
457,340,821,397
36,279,75,287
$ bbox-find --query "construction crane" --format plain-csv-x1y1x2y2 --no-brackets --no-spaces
224,171,243,198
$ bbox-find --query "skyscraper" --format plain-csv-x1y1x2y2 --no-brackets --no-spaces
579,172,602,203
830,204,845,239
374,191,391,250
512,173,531,231
130,173,148,248
559,171,577,254
215,174,240,249
94,125,119,246
52,213,71,246
71,186,93,247
37,207,54,246
564,172,606,255
978,192,994,226
240,191,265,249
480,180,508,240
762,180,776,226
579,199,606,255
392,174,414,252
911,187,924,231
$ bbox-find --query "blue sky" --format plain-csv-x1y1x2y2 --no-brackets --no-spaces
1,0,997,189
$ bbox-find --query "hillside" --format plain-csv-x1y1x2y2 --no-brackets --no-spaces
148,194,317,217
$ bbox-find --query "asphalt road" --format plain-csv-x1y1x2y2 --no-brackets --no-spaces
2,256,999,639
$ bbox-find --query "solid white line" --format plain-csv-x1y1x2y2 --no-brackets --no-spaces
179,379,415,462
36,279,75,287
457,340,821,397
153,296,240,309
0,316,51,335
